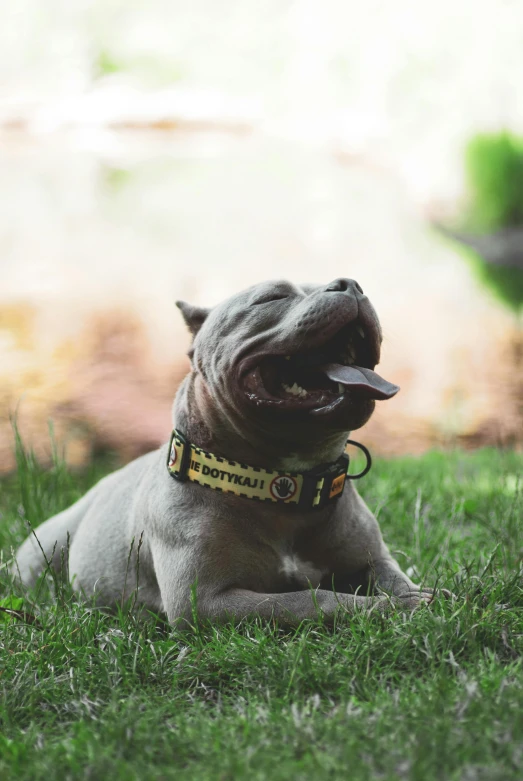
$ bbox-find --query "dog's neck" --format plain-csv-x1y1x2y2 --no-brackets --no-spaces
173,373,351,472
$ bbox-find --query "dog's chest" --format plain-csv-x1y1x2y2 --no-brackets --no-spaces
279,554,327,589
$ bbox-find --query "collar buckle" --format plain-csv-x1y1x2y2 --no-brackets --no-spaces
167,430,191,482
299,453,349,509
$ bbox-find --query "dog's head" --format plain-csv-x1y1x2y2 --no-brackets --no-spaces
176,279,398,460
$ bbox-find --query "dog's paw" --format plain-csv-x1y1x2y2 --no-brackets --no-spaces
395,591,433,610
419,587,455,602
372,591,432,614
389,587,454,612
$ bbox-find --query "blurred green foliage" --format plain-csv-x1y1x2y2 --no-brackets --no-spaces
464,132,523,232
94,50,121,78
460,131,523,312
93,48,183,86
102,166,133,192
463,252,523,313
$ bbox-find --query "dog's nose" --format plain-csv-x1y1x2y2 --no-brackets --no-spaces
324,278,363,295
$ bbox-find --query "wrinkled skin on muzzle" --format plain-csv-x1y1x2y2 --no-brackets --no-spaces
174,278,398,470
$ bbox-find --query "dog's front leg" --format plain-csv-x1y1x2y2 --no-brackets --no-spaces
152,548,425,625
194,587,427,626
151,541,427,627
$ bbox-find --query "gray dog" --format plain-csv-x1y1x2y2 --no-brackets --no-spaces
14,278,439,624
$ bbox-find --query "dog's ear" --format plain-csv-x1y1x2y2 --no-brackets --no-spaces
176,301,210,337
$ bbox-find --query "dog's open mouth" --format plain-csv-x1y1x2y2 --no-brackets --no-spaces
241,320,399,415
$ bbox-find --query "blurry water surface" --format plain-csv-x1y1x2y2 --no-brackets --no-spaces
0,128,520,470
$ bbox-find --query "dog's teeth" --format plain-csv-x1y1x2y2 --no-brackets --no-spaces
282,381,308,398
337,383,345,395
357,326,365,339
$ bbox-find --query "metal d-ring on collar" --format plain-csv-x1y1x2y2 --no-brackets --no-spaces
345,439,372,480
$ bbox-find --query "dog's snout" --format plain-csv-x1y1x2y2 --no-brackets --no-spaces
324,278,363,295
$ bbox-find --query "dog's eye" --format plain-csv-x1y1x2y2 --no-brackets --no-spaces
251,294,289,306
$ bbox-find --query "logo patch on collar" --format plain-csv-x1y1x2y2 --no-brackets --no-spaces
270,475,298,501
329,473,346,499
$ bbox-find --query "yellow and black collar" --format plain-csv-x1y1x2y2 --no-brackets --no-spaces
167,429,371,510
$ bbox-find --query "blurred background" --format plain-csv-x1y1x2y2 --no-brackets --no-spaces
1,0,522,472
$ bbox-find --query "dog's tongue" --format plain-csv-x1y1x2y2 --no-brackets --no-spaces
320,363,400,400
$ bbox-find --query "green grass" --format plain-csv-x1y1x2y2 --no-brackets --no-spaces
1,444,522,780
